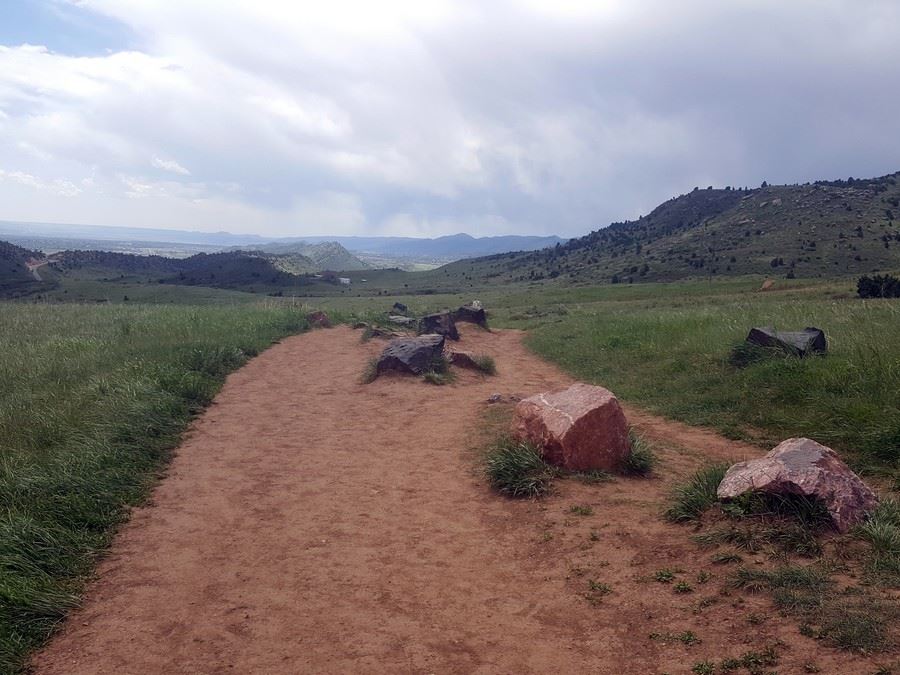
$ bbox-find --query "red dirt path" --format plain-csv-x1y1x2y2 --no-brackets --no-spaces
33,326,878,674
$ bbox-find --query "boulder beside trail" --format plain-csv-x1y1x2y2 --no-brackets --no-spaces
717,437,878,533
451,303,488,328
376,335,445,375
306,311,331,328
745,326,826,357
419,312,460,341
512,383,630,472
392,301,409,314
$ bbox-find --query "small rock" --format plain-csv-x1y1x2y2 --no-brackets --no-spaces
745,326,826,357
392,302,408,314
487,393,503,403
352,321,369,330
306,310,331,328
419,312,460,341
717,437,878,533
376,335,446,376
512,383,630,472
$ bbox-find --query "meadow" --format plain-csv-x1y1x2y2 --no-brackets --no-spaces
0,302,312,672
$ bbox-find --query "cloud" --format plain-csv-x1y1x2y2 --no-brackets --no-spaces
0,1,898,237
151,156,190,175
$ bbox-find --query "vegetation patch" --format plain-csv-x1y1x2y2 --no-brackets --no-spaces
484,439,557,498
622,430,658,476
471,354,497,375
665,464,729,523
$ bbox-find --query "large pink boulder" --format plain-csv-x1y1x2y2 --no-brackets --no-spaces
717,437,878,533
512,383,630,472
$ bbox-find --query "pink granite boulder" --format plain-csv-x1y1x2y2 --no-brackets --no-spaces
717,437,878,533
512,383,630,472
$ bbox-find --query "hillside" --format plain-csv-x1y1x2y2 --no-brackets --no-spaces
449,171,900,284
0,241,48,296
248,241,369,271
296,233,566,259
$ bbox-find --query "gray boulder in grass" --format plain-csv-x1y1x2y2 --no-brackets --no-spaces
745,326,826,357
717,437,878,533
376,335,445,376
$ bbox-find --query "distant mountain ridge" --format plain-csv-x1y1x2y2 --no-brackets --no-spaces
447,171,900,284
0,221,564,262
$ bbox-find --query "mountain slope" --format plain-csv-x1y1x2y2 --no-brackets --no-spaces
0,241,48,296
450,172,900,284
250,241,370,271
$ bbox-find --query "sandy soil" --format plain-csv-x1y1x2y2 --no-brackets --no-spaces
33,325,880,674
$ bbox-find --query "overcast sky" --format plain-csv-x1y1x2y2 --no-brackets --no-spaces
1,0,899,238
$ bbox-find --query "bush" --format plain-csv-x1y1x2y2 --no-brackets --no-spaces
857,274,900,298
485,440,556,498
622,430,657,476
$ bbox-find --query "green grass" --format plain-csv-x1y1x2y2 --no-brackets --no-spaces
622,430,657,476
471,354,497,375
484,439,556,498
734,565,897,653
857,498,900,582
665,464,729,523
518,281,900,480
0,302,310,672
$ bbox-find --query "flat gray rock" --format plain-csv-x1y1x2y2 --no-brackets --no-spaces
376,335,446,376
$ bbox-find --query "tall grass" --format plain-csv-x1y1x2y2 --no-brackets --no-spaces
0,302,309,672
523,288,900,477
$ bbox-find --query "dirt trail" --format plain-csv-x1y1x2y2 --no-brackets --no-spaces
34,326,876,674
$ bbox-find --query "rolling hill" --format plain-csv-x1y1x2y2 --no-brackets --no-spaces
244,241,370,271
449,171,900,284
0,241,48,296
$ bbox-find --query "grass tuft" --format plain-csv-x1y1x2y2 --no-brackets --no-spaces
484,439,556,498
622,430,657,476
665,464,729,522
472,354,497,375
359,357,379,384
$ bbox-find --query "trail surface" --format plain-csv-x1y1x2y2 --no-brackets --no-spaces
34,326,875,674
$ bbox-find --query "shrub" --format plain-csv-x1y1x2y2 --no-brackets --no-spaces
622,430,657,476
472,354,497,375
857,274,900,298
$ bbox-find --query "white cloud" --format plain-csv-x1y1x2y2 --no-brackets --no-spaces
0,1,898,237
151,156,191,175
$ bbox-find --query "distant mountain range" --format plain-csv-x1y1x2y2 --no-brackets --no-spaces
0,221,565,263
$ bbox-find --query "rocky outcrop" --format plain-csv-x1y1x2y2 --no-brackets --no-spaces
745,326,826,357
419,312,460,341
306,310,331,328
717,437,878,533
451,303,488,328
376,335,446,376
512,383,630,472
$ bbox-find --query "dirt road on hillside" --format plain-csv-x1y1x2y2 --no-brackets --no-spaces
33,326,877,674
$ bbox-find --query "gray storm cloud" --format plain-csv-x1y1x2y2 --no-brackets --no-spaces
0,0,898,237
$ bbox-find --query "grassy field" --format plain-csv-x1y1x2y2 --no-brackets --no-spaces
489,281,900,483
0,302,313,672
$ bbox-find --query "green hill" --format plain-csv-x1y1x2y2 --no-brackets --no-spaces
0,241,47,296
242,241,370,271
450,171,900,284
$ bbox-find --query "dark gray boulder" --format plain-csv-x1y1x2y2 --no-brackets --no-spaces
392,301,408,314
746,326,826,357
376,335,446,375
451,303,487,328
419,312,460,341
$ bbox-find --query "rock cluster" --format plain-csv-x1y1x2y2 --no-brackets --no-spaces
375,335,446,376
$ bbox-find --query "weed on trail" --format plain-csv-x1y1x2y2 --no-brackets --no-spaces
472,354,497,375
0,303,311,673
359,357,379,384
622,430,658,476
484,439,557,498
665,464,729,522
423,355,456,385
